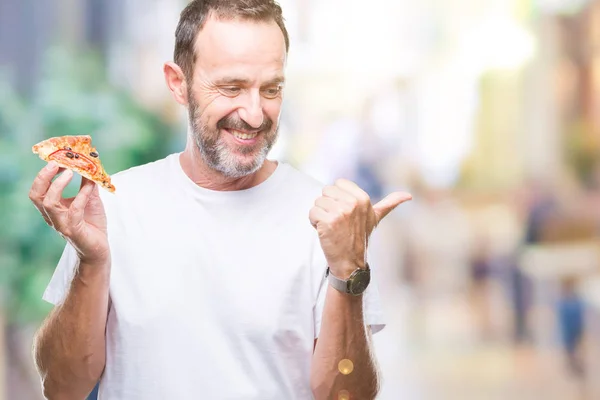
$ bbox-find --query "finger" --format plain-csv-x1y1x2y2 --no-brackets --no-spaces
373,192,412,224
29,162,60,204
79,176,92,190
29,162,61,226
314,196,340,213
68,178,95,232
309,206,331,228
42,169,74,229
335,179,370,205
50,168,67,183
322,185,355,204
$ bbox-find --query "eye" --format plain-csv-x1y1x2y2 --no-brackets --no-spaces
219,87,241,97
261,86,282,99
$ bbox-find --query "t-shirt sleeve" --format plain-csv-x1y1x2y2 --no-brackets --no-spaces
312,244,386,339
42,243,79,305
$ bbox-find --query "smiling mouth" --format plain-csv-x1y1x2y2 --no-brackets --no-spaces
226,129,259,140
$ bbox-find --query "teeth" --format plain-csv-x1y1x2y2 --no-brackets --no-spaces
231,130,258,140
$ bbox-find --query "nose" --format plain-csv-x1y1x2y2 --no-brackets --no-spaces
237,89,264,129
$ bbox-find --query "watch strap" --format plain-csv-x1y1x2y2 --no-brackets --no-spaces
326,267,349,293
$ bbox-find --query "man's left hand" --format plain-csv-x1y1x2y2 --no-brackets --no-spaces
309,179,412,279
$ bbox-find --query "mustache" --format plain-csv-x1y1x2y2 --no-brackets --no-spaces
216,115,273,132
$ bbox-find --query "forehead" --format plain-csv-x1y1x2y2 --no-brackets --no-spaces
193,16,286,81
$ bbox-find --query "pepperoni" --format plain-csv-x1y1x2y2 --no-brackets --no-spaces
48,149,98,175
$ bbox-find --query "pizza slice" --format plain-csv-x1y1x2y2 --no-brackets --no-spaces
32,135,116,192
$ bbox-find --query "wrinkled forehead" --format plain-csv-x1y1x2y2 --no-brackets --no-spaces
193,15,286,82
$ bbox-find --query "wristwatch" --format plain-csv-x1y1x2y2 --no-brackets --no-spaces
326,263,371,296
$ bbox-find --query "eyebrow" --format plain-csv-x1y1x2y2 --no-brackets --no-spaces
214,76,285,86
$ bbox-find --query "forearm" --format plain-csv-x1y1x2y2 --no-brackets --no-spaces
311,285,379,400
34,260,110,399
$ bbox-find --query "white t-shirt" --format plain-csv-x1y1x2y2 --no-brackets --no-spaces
43,153,385,400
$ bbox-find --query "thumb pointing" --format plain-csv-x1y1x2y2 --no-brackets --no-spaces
373,192,412,224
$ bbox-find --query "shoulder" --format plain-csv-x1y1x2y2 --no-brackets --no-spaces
113,155,174,186
98,154,176,205
277,162,325,199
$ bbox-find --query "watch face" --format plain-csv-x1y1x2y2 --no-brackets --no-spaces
349,270,371,295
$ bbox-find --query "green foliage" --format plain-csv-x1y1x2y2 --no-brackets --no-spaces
0,46,179,323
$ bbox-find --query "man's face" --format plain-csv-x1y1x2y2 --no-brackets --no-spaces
187,16,286,178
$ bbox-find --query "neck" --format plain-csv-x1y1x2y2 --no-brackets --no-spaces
180,138,277,192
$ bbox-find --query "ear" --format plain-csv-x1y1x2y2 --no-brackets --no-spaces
164,62,188,106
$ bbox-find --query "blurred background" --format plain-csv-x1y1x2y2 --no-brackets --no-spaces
2,0,600,399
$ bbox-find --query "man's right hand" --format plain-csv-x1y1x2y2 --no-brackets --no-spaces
29,162,110,265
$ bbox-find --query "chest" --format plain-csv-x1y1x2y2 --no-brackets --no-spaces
105,202,319,348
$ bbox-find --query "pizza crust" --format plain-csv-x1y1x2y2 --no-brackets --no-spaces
32,135,116,192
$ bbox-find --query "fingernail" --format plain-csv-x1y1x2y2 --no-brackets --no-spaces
45,161,57,170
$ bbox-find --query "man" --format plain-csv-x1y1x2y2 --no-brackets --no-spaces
29,1,411,399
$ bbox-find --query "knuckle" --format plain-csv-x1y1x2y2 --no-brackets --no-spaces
334,179,346,187
319,218,332,230
32,173,49,187
334,209,346,220
42,196,57,210
358,193,370,205
33,173,45,184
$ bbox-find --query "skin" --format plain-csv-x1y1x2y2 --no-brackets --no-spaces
30,12,412,400
309,181,411,398
29,169,110,400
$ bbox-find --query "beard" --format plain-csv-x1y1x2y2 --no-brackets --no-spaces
188,93,279,179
